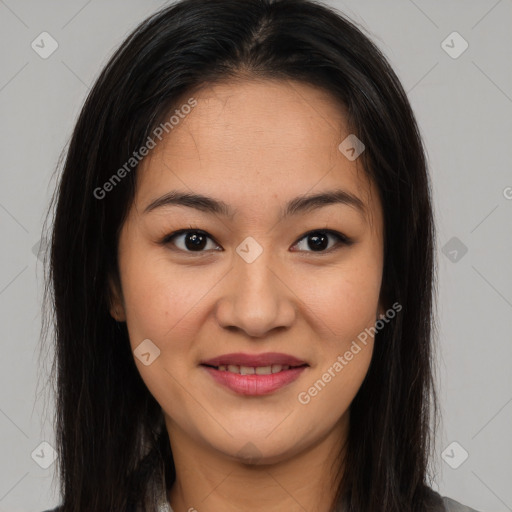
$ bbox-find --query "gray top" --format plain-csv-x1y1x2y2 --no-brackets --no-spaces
442,496,482,512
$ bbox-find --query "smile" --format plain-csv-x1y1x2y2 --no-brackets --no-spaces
211,364,300,375
201,363,308,396
199,352,309,395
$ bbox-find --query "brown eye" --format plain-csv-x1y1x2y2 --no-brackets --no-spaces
292,230,351,253
162,230,221,253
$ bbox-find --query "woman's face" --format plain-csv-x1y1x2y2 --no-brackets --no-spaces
110,78,385,465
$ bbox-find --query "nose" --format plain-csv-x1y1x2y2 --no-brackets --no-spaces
214,248,297,338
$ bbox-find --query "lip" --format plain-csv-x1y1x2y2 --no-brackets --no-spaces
200,352,309,396
200,352,307,367
202,365,308,396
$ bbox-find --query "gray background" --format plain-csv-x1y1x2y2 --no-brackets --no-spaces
0,1,511,511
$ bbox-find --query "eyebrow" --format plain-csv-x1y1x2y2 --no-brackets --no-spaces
143,188,366,219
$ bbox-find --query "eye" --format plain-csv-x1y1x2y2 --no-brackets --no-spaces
291,230,352,253
161,228,352,254
161,229,221,253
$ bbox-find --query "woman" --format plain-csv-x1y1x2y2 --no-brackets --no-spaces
41,0,481,510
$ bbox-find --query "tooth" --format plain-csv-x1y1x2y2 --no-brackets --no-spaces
282,365,290,371
255,365,272,375
271,364,283,373
218,365,227,371
228,365,240,373
240,366,255,375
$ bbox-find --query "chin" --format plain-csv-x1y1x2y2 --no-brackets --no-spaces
210,432,304,466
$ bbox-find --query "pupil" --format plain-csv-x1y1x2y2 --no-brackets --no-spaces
185,232,207,251
309,232,328,251
182,231,329,252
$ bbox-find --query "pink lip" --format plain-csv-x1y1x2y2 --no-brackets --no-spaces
200,352,307,367
200,352,309,396
202,365,308,396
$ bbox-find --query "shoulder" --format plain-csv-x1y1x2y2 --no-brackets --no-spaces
423,487,481,512
441,495,482,512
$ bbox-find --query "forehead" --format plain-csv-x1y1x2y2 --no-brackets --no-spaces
135,79,381,227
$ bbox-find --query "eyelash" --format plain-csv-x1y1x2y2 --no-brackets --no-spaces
160,227,353,254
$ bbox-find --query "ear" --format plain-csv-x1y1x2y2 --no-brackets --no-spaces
107,273,126,322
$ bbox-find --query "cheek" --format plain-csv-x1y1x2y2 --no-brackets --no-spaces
293,265,379,420
117,253,210,413
295,259,382,339
119,251,221,354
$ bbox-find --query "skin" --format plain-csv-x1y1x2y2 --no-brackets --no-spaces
109,78,385,512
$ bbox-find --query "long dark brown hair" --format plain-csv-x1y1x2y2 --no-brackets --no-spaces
41,0,440,510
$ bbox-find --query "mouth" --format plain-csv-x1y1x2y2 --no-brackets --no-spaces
200,352,309,396
201,363,307,375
